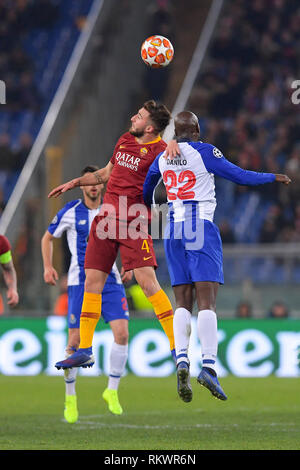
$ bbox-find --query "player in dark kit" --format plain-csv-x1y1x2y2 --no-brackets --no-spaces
48,100,176,369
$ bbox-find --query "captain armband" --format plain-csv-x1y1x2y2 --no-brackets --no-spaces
0,250,12,264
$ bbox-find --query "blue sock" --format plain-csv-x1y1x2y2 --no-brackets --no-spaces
78,346,92,355
171,349,176,361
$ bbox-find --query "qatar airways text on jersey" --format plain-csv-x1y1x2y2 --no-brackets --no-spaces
115,152,141,171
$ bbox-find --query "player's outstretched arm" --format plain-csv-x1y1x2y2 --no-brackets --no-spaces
48,178,79,198
198,144,292,187
48,162,113,198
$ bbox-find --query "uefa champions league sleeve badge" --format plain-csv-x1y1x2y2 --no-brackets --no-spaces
213,147,223,158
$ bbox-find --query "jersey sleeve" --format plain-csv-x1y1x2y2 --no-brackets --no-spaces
47,201,76,238
197,143,276,185
143,153,163,207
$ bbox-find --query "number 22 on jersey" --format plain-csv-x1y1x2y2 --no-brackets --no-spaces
163,169,196,200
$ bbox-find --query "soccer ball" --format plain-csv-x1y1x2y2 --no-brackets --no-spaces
141,35,174,68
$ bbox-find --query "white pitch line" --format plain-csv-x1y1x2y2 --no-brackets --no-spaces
75,422,222,430
70,417,299,432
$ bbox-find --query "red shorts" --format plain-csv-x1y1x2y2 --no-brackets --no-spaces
85,215,157,273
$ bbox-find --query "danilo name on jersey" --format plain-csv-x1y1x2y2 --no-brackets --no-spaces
166,158,187,166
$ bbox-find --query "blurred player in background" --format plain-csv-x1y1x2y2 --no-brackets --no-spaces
0,234,19,308
41,165,132,422
48,100,176,370
143,111,291,403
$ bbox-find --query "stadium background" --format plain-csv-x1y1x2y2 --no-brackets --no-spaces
0,0,299,378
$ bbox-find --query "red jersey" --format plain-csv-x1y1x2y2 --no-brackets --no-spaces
0,235,11,256
86,133,164,271
104,132,166,219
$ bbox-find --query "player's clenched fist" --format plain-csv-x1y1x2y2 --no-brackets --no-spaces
7,287,19,307
44,266,59,285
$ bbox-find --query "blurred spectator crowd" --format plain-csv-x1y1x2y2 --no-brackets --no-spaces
236,299,290,318
189,0,300,244
0,0,93,213
0,0,59,112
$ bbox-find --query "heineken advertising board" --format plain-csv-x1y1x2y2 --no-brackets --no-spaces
0,317,299,377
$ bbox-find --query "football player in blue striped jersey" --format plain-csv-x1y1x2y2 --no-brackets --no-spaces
143,111,291,403
42,165,132,421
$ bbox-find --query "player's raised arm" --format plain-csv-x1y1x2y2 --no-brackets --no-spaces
143,153,162,207
48,162,114,198
198,143,291,186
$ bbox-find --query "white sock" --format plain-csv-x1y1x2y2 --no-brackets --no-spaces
197,309,218,371
108,342,128,390
173,307,191,366
64,348,78,395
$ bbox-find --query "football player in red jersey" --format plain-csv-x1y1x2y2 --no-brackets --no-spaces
49,100,177,369
0,235,19,307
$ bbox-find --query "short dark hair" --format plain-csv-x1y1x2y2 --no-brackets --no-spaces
143,100,171,134
81,165,99,176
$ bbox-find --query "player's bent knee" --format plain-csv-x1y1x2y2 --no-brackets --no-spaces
84,269,107,293
110,320,129,345
113,326,129,345
134,268,160,297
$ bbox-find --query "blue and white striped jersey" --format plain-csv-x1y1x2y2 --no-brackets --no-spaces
48,199,122,286
143,141,276,222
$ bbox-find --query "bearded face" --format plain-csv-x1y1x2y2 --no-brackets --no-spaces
129,107,154,138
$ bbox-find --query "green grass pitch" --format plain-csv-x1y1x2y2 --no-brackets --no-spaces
0,374,299,450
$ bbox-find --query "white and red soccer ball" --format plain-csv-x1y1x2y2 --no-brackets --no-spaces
141,35,174,68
